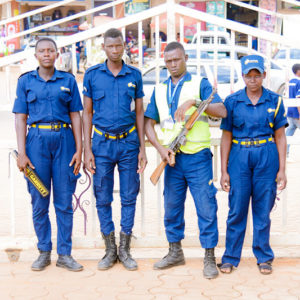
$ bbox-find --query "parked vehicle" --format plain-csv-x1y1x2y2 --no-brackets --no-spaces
273,48,300,70
189,31,230,46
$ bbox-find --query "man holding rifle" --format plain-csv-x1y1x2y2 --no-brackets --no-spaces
145,42,226,279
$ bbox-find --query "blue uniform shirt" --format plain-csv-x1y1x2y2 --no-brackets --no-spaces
12,69,83,125
287,77,300,119
221,87,288,138
83,61,144,134
145,72,222,122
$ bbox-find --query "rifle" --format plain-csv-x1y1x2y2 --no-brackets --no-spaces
11,150,49,197
150,89,217,185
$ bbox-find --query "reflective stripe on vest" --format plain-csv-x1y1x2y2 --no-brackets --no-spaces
155,75,211,154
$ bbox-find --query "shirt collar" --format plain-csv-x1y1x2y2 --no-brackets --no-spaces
239,87,270,104
164,71,191,85
31,68,63,81
100,60,132,76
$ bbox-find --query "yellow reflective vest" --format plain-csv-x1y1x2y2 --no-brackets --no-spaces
155,75,211,154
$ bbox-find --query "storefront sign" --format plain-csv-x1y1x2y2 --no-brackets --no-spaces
125,0,150,16
206,1,225,31
179,2,206,41
259,0,276,54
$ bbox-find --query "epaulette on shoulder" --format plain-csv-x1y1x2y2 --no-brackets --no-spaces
58,70,75,77
127,64,141,73
18,71,32,79
227,89,242,100
85,64,102,74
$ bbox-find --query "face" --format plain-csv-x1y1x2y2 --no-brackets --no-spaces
295,70,300,78
164,48,188,79
242,69,266,93
34,40,58,68
103,36,125,63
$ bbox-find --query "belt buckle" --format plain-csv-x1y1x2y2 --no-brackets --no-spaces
115,133,120,140
245,139,251,147
51,122,60,132
123,132,128,139
104,133,109,140
254,138,260,147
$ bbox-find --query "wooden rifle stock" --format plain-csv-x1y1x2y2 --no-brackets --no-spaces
150,160,167,185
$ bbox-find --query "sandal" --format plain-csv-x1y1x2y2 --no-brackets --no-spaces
217,263,234,274
258,262,272,275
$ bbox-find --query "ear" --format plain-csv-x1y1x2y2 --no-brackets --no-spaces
56,52,59,59
263,71,266,79
185,54,188,62
34,53,37,60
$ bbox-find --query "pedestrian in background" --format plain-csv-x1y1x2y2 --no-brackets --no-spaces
286,64,300,162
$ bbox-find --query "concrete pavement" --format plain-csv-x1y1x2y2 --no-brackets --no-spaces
1,248,300,300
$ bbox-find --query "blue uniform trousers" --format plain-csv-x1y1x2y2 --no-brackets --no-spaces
92,129,140,236
26,126,78,255
222,142,279,267
164,148,218,248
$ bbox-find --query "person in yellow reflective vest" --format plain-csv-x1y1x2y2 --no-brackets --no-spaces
145,41,227,279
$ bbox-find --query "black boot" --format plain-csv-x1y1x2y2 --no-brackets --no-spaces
56,255,83,272
31,250,51,271
153,242,185,270
98,231,118,270
118,231,137,271
203,248,218,279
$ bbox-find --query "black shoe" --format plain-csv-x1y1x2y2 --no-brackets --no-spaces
153,242,185,270
98,231,118,270
31,250,51,271
56,255,83,272
118,232,138,271
203,248,218,279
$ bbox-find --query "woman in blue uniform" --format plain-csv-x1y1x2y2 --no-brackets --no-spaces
219,55,287,275
13,38,83,272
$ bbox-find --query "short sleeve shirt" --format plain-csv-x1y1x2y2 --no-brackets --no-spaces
12,69,83,125
221,87,288,138
83,61,144,134
145,72,222,123
287,77,300,119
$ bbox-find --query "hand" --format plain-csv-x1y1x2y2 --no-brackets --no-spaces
17,153,34,176
83,149,96,174
159,146,175,167
174,100,195,122
137,149,148,174
69,151,82,175
220,172,230,192
276,169,287,190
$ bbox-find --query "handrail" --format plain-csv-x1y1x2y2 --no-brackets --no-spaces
3,0,127,43
0,3,168,68
0,0,75,26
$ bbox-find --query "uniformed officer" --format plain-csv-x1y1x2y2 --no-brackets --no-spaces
13,38,83,271
82,28,147,271
219,55,287,275
145,42,227,279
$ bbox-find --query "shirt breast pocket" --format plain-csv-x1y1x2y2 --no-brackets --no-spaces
232,116,245,129
60,91,72,103
92,90,105,111
266,107,276,128
128,87,136,111
26,91,39,114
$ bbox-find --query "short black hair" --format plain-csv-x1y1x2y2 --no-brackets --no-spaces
164,41,185,54
292,64,300,75
35,37,57,51
104,28,123,42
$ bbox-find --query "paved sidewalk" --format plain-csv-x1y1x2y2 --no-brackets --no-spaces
1,248,300,300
